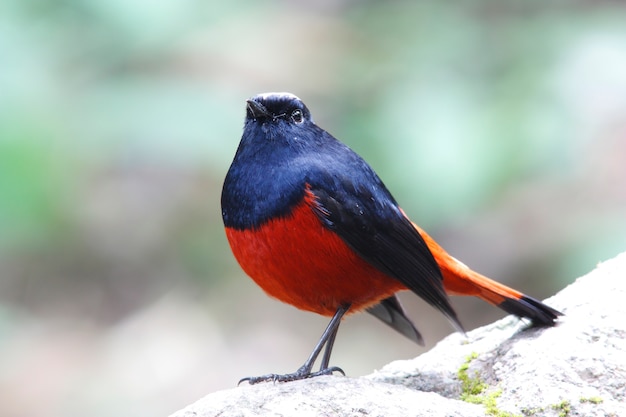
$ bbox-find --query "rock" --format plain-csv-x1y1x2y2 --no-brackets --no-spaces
170,252,626,417
171,377,483,417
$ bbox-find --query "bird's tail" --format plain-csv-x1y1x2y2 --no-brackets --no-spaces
412,223,562,326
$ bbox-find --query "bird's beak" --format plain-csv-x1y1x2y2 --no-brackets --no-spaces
246,99,271,119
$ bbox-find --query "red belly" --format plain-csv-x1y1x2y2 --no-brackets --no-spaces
225,197,406,316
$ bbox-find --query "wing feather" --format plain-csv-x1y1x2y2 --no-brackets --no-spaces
308,183,464,333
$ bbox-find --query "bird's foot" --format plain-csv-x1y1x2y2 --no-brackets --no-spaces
239,366,345,385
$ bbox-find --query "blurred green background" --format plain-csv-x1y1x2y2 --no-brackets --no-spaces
1,1,626,416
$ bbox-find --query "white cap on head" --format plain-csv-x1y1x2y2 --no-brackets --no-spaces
255,92,301,101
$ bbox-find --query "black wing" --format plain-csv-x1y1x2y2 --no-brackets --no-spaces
308,183,464,334
367,295,424,345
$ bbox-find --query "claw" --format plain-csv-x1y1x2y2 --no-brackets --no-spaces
237,305,351,386
238,366,345,385
322,366,345,376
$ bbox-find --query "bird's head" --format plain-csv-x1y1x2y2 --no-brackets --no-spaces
245,92,313,126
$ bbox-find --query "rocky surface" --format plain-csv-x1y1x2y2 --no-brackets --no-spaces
170,251,626,417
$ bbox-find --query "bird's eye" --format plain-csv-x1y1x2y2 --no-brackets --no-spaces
291,109,304,124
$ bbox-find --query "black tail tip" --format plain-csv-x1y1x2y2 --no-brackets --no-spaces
499,295,563,327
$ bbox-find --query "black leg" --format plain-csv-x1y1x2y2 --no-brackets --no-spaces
318,323,339,372
239,304,350,385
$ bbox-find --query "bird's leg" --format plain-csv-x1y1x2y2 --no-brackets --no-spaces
318,322,338,372
239,304,350,385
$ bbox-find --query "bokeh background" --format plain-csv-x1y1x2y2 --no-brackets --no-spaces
2,1,626,416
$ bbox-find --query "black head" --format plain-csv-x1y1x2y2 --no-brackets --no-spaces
223,92,337,228
223,92,396,230
245,92,313,126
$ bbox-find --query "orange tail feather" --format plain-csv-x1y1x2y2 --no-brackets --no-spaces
411,222,562,326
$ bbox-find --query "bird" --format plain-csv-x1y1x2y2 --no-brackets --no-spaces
221,92,562,385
